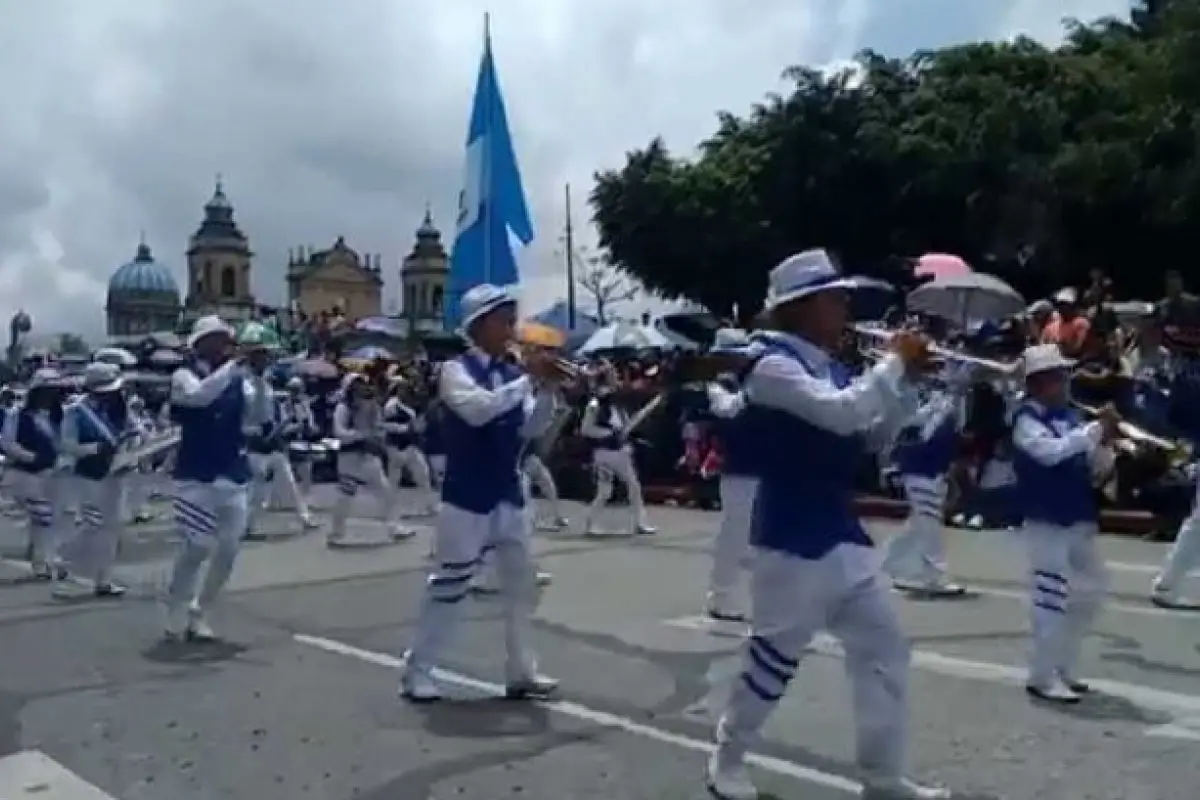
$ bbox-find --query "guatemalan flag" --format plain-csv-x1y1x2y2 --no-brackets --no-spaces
445,15,535,329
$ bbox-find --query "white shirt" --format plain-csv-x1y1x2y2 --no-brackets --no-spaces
438,348,554,440
1011,399,1106,468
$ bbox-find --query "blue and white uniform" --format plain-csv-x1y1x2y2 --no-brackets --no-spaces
883,375,968,594
1012,393,1111,700
400,285,557,703
0,369,67,579
383,391,437,517
162,318,263,641
707,250,947,800
55,364,132,597
330,374,405,544
248,382,315,532
580,390,653,535
1154,353,1200,606
706,374,755,621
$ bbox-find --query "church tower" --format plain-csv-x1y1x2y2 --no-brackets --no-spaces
400,208,449,331
182,176,256,325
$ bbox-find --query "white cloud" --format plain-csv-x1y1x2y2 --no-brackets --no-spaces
0,0,1132,338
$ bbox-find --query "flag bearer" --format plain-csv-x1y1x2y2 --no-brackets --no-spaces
706,251,949,800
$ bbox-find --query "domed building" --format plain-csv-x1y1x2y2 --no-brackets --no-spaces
105,239,183,337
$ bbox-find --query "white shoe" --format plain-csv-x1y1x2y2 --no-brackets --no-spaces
705,748,756,800
301,516,321,530
1025,677,1081,704
52,580,92,600
389,523,417,540
399,668,442,702
860,776,951,799
535,570,553,586
187,610,217,641
163,603,190,640
1151,586,1200,610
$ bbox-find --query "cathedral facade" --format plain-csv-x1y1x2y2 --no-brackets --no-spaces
105,238,182,338
286,236,383,320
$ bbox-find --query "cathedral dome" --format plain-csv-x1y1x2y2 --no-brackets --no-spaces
107,242,180,303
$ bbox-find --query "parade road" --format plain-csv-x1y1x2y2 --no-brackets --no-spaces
0,491,1197,799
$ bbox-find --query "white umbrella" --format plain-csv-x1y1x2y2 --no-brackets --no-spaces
577,322,672,354
93,347,137,367
907,273,1025,325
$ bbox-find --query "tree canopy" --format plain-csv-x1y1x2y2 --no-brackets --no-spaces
589,0,1199,320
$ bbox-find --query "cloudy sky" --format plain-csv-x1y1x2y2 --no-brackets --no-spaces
0,0,1131,339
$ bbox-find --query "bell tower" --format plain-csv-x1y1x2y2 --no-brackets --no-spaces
183,175,256,324
400,207,449,330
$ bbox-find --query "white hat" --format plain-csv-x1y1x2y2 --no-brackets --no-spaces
765,249,855,309
1053,287,1078,304
1022,344,1074,377
82,362,123,393
460,284,517,331
286,376,304,390
711,328,750,353
27,368,63,390
187,315,235,349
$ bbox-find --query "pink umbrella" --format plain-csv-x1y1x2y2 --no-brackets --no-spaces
914,253,971,279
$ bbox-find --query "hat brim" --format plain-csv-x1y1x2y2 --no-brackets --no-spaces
87,377,124,393
766,278,857,310
1025,357,1075,376
187,323,235,349
461,296,517,331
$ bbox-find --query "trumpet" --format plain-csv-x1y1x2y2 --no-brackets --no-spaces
1070,400,1181,453
507,342,583,382
851,324,1021,376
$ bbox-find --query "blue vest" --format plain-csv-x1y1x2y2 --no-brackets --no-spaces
893,401,959,478
589,399,622,450
1012,403,1095,526
746,340,872,559
171,368,251,485
711,411,755,476
71,401,125,480
440,355,526,514
1169,357,1200,444
384,403,416,450
422,404,445,455
11,408,58,474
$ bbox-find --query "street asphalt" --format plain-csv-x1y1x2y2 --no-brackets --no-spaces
0,486,1198,799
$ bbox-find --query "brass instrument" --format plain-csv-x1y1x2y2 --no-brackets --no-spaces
851,324,1021,376
507,342,582,382
1070,400,1182,454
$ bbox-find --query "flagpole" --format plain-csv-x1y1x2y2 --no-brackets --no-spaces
481,12,492,286
564,184,577,329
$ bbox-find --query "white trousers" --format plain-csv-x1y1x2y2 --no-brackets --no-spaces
717,545,911,780
883,474,949,586
8,468,65,567
248,451,310,528
1024,521,1107,685
166,478,250,615
522,453,562,520
587,447,647,530
405,501,539,682
708,475,756,604
1158,477,1200,592
333,452,397,537
427,454,446,488
386,445,437,514
60,476,125,584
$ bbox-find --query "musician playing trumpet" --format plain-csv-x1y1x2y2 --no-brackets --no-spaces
1011,344,1117,703
54,362,131,599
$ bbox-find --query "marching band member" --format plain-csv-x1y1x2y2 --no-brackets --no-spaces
883,363,973,597
382,379,438,518
122,395,158,525
1012,344,1116,702
242,325,318,535
54,363,131,599
580,370,655,536
162,316,261,641
280,376,318,496
707,251,947,800
400,285,564,702
1,368,69,580
522,371,569,531
331,372,410,546
1152,338,1200,608
704,328,759,622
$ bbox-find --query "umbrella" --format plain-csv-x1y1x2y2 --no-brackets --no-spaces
294,358,339,379
93,347,137,367
907,273,1025,325
147,349,185,367
914,253,971,280
518,321,566,349
355,316,406,337
344,345,395,362
577,322,671,355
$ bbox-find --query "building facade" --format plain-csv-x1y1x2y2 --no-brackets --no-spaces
105,239,182,337
182,178,256,327
286,236,383,321
400,210,449,332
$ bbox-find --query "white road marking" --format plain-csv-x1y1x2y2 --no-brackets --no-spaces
664,615,1200,739
293,633,863,795
0,750,118,799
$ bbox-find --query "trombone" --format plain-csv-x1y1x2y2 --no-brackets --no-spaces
1070,400,1182,454
507,341,583,382
850,324,1021,376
